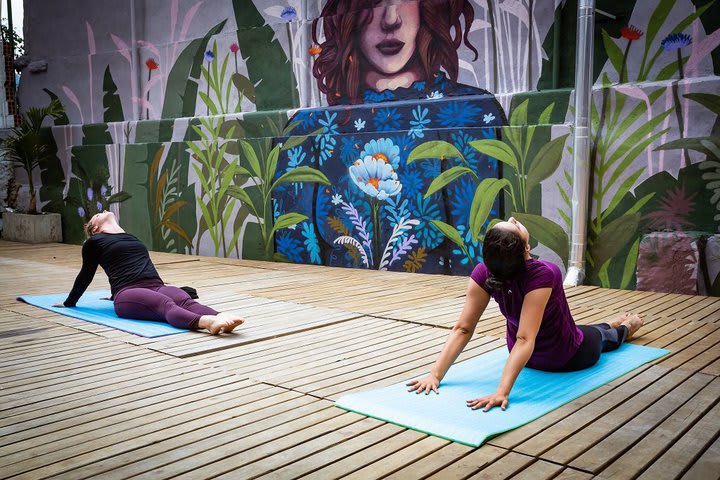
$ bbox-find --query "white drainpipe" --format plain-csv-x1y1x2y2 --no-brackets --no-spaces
564,0,596,287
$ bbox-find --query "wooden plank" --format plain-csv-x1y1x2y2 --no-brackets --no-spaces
425,445,507,479
636,397,720,480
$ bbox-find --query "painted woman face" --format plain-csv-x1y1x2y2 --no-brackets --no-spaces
359,0,421,76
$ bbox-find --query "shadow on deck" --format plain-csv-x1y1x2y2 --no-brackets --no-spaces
1,240,718,479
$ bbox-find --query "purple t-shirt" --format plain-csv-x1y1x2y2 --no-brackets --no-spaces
470,259,583,371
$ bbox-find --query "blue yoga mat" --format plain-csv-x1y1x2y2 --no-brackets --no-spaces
18,291,187,337
336,343,669,447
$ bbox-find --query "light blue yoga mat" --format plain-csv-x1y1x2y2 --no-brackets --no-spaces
17,291,187,337
336,343,669,447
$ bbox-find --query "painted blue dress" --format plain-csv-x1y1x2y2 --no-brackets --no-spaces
273,72,506,275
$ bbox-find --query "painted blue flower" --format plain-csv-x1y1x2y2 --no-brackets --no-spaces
318,111,338,165
451,130,479,169
287,146,306,168
331,193,343,205
661,33,692,51
86,187,94,201
418,159,441,178
408,106,431,139
100,185,108,196
390,134,416,165
96,201,103,212
301,222,322,264
385,194,411,227
204,50,215,62
450,177,476,225
483,113,496,124
349,155,402,201
427,91,444,99
358,138,401,170
354,119,366,131
413,81,426,91
437,101,483,128
400,165,423,198
77,207,85,217
451,224,483,265
276,231,304,263
373,107,402,132
412,193,443,248
280,6,297,22
364,90,395,103
340,135,359,165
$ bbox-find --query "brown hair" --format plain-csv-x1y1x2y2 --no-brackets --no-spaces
482,225,527,290
84,221,96,238
312,0,478,105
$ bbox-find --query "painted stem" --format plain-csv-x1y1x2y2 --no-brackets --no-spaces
146,69,151,120
590,86,610,231
619,40,632,84
673,50,689,167
371,199,381,269
487,0,499,92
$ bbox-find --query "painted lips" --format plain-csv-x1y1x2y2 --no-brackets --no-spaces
376,39,405,55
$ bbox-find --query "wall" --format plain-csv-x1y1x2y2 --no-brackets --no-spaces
12,0,720,291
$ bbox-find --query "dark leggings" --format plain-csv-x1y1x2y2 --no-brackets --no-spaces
558,323,629,372
114,284,219,329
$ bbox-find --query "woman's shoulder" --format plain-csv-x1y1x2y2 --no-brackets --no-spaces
524,259,561,286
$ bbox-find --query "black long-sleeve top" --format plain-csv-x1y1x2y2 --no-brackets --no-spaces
63,233,162,307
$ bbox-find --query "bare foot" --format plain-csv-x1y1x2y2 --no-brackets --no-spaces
608,312,631,329
621,313,644,340
218,313,245,333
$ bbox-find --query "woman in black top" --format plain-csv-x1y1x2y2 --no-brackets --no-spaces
54,211,244,334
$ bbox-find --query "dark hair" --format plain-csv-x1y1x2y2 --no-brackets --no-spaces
482,225,527,290
312,0,478,105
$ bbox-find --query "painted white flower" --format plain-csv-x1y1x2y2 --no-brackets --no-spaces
349,155,402,201
331,193,343,205
354,119,366,131
426,91,444,99
483,113,496,124
358,138,400,169
288,224,298,230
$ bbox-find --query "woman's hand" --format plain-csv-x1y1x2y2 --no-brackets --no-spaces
51,302,66,308
466,392,509,411
406,374,440,395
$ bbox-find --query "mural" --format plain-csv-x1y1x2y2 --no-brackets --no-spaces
10,0,720,292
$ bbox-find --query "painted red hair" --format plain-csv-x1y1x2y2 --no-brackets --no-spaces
312,0,478,105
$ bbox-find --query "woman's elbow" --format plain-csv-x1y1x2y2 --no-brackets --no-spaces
452,325,474,337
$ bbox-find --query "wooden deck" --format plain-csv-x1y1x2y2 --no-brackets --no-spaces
1,240,718,479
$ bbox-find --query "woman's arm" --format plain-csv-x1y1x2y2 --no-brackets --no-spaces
59,241,100,307
407,279,491,394
467,287,550,411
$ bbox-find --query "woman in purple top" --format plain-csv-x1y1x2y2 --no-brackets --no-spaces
53,211,245,335
407,217,643,412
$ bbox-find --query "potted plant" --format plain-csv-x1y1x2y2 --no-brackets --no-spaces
0,98,65,243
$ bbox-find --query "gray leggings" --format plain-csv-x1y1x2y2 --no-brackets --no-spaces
559,323,628,372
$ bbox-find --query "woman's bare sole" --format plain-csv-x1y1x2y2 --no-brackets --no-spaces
200,315,245,335
608,312,631,329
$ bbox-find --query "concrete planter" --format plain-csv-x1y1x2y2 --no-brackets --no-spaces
1,212,62,243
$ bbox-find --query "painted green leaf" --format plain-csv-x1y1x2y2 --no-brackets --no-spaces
684,93,720,116
429,220,465,249
232,73,256,104
621,237,640,289
591,213,640,272
656,136,720,161
469,139,519,171
232,0,297,110
102,66,124,122
601,30,625,82
42,89,70,125
538,103,554,125
266,144,281,181
407,141,464,164
509,99,529,127
239,140,262,177
162,19,226,119
424,166,477,198
270,213,308,238
273,166,331,188
226,185,255,209
108,191,131,203
469,178,510,241
281,127,323,152
526,133,569,196
512,212,569,268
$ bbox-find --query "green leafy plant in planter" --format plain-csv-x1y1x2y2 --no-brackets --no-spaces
0,98,64,213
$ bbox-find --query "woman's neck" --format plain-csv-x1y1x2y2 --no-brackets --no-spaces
98,224,125,235
363,63,424,93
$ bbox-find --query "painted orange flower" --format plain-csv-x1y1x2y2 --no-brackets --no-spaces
308,45,322,56
145,58,159,70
